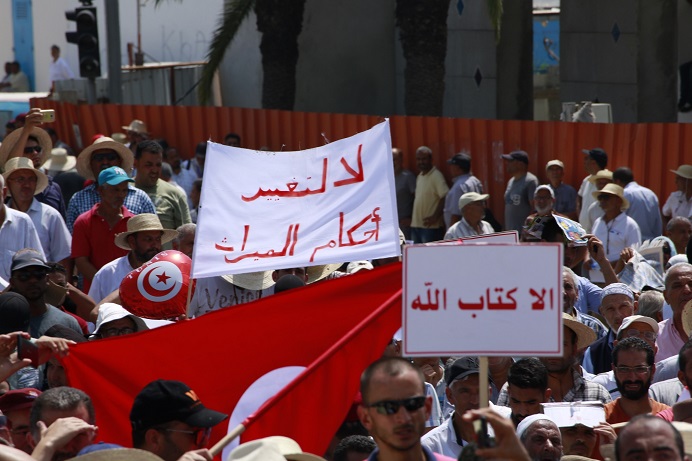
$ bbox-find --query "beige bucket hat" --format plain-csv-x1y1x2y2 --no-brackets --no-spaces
2,157,49,196
114,214,179,250
77,136,134,180
591,183,629,210
0,126,52,169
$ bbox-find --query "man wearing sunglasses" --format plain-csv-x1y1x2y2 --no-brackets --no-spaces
131,379,228,461
358,357,455,461
8,249,82,338
604,337,668,424
66,136,155,232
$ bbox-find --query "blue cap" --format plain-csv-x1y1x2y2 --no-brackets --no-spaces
98,166,134,186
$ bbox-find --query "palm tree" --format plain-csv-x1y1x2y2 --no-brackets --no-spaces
156,0,305,109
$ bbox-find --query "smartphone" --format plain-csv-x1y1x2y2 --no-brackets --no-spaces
40,109,55,123
17,336,39,368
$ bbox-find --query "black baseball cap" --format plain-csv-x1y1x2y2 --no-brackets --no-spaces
130,380,228,431
501,150,529,164
582,148,608,166
447,153,471,170
445,357,491,386
11,249,49,273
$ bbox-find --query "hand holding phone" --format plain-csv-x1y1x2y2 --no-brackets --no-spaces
17,336,39,368
40,109,55,123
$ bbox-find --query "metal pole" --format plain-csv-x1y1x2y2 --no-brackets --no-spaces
105,0,122,103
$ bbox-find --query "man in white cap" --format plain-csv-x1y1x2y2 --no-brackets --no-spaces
444,192,493,239
591,315,673,399
545,159,577,220
3,157,71,269
583,283,638,375
443,153,483,229
66,136,155,232
590,183,641,266
516,415,562,461
122,119,149,153
92,303,148,339
88,213,178,303
663,165,692,226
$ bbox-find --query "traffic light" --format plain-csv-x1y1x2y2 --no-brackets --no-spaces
65,6,101,78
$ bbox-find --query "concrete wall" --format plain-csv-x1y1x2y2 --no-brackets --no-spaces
560,0,677,123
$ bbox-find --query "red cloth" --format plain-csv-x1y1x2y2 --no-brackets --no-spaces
71,203,133,292
62,262,402,456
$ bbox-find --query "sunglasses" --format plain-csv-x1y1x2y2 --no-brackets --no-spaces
366,396,426,415
159,427,212,447
93,152,119,162
23,146,42,154
13,269,48,282
100,327,135,338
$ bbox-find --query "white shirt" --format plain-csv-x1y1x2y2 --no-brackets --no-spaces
23,198,71,263
592,212,641,261
88,255,134,303
444,218,494,240
578,176,597,227
0,206,45,282
662,191,692,219
49,57,74,84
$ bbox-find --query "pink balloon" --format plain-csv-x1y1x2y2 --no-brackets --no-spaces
119,250,195,319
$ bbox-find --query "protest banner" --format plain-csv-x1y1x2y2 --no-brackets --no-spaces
191,120,400,278
62,263,402,455
403,243,563,357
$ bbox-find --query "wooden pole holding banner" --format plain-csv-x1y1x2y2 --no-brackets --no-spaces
210,423,246,456
479,356,489,409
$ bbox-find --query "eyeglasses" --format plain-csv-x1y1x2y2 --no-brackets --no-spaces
159,427,212,447
100,327,135,338
614,365,650,375
13,269,48,282
92,152,119,162
366,396,426,415
23,146,42,154
622,329,657,343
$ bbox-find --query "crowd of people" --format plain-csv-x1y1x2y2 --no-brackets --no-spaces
0,108,692,460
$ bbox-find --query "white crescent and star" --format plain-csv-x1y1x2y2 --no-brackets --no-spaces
136,261,184,302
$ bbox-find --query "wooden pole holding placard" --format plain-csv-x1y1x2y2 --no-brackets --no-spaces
479,356,489,409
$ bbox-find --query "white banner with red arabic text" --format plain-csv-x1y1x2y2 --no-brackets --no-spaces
192,120,400,278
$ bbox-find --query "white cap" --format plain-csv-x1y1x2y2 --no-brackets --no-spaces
93,303,149,334
616,315,659,339
346,261,373,274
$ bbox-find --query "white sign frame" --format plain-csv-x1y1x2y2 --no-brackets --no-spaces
403,243,563,357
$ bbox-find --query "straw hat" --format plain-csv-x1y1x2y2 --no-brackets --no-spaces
113,214,179,250
77,136,134,180
43,147,77,172
2,157,49,196
222,271,275,291
563,312,597,350
307,263,342,284
671,164,692,180
458,192,489,212
66,448,163,461
587,169,613,184
121,119,148,134
228,437,326,461
0,126,52,169
591,183,629,210
110,133,128,144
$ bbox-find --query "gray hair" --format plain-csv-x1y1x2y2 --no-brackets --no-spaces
665,263,692,291
637,291,664,320
173,223,196,245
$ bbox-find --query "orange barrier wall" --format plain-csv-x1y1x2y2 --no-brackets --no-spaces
33,99,691,227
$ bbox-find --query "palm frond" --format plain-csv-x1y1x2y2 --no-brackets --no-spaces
486,0,503,43
198,0,255,104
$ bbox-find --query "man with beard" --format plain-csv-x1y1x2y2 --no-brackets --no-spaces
540,314,611,404
8,250,81,338
605,337,669,424
522,185,560,239
88,214,178,303
497,314,611,406
358,357,456,461
615,415,688,461
505,358,550,428
516,415,562,461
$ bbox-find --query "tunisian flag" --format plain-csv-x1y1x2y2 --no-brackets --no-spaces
62,262,402,455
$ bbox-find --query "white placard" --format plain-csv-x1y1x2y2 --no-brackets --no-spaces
192,120,401,278
428,231,519,246
403,243,563,356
